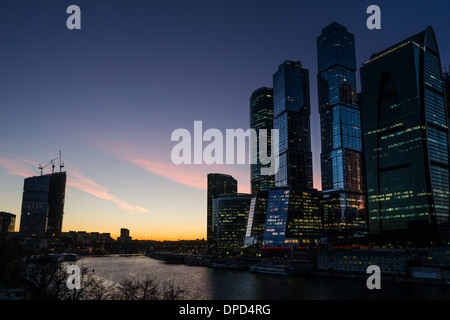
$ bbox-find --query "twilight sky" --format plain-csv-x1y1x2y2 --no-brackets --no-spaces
1,0,449,240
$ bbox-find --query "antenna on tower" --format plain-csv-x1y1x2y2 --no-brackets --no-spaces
38,157,58,176
59,150,65,172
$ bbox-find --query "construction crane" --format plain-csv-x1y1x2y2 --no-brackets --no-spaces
38,157,58,176
59,150,65,172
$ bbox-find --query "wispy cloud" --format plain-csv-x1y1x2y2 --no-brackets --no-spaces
128,156,250,193
0,155,36,178
85,133,251,193
0,155,148,214
129,157,208,190
68,170,148,214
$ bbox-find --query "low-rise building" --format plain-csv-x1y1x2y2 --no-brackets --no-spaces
318,249,415,276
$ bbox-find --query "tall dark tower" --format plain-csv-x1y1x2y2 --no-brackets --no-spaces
206,173,237,250
317,22,366,241
444,67,450,124
361,27,450,245
273,60,313,190
19,171,67,238
250,87,275,194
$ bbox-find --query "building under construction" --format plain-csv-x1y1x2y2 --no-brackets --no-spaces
19,155,67,239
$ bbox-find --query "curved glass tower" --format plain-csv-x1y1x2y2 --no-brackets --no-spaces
361,27,450,245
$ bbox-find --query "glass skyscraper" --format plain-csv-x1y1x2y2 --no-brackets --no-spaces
213,193,252,251
207,173,237,250
316,22,366,241
360,27,450,245
273,61,313,190
262,187,321,247
250,87,275,194
19,172,67,238
244,190,269,247
444,69,450,124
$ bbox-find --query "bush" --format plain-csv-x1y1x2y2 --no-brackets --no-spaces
24,261,190,300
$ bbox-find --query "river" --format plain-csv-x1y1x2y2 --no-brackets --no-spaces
76,255,450,300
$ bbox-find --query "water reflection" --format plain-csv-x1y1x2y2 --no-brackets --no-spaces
77,256,450,300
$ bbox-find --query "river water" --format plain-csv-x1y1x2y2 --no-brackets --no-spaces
76,255,450,300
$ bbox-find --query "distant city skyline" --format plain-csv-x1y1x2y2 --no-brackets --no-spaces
1,1,449,240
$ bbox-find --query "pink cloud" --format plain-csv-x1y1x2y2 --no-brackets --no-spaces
0,155,148,214
124,156,250,193
129,157,208,190
86,133,251,193
67,170,148,214
0,155,36,178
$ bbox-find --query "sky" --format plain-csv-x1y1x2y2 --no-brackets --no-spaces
0,0,449,241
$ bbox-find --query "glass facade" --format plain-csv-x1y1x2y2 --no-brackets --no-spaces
20,175,51,238
273,61,313,190
244,191,269,247
317,22,362,193
360,27,450,245
262,187,321,247
317,22,366,240
250,87,275,194
214,193,252,250
19,172,67,238
207,173,237,250
320,190,367,241
444,70,450,126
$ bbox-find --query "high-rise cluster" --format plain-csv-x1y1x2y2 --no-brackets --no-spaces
208,22,450,253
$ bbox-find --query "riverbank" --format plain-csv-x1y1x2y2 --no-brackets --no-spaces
146,251,450,287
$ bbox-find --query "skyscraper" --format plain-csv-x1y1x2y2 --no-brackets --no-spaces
262,187,321,247
19,171,67,238
316,22,366,241
444,67,450,123
207,173,237,250
250,87,275,194
273,60,313,190
244,190,269,247
360,27,450,245
213,193,252,251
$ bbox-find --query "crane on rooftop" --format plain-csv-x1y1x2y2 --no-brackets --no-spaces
38,157,58,176
59,150,65,172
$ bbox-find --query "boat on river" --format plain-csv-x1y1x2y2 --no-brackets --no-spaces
249,264,295,276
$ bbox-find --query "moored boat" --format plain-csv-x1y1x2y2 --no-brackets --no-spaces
249,264,294,276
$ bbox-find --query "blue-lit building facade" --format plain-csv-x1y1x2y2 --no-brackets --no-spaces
360,27,450,245
317,22,366,242
273,61,313,190
244,190,269,247
262,187,321,247
250,87,275,194
258,61,319,249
